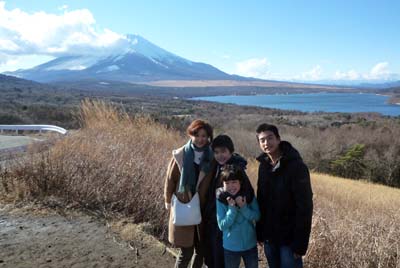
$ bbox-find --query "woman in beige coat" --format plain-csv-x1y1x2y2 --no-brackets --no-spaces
164,119,215,268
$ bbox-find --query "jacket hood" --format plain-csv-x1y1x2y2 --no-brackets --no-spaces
256,141,302,165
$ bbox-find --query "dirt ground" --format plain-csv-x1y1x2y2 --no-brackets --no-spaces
0,203,176,268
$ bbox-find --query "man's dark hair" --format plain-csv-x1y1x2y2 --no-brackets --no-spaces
212,134,235,153
256,123,280,140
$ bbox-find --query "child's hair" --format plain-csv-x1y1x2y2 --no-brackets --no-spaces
212,134,235,153
220,164,245,183
187,119,213,141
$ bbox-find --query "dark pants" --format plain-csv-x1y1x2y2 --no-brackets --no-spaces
224,246,258,268
263,241,303,268
204,222,225,268
175,229,204,268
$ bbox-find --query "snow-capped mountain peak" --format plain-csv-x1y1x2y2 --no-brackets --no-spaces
125,34,189,64
6,34,232,82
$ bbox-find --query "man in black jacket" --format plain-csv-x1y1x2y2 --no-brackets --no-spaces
255,124,313,268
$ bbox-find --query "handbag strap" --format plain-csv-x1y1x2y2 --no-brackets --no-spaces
175,179,195,200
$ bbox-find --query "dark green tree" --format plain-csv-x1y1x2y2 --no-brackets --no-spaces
331,144,366,179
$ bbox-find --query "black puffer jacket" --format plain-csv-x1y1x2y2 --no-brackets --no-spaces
203,153,254,224
256,141,313,255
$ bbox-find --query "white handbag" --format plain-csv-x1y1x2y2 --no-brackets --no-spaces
171,192,202,226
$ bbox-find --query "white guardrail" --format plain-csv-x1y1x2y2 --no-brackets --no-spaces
0,125,68,135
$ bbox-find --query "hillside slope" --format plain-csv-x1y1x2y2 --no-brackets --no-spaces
1,101,399,267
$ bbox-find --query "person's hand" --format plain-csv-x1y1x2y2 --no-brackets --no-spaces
226,197,236,207
165,202,171,210
294,253,302,259
235,196,246,208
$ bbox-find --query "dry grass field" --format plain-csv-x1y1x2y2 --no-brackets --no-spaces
247,162,400,268
307,173,400,267
1,100,399,267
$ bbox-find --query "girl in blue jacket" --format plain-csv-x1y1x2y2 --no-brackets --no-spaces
216,164,260,268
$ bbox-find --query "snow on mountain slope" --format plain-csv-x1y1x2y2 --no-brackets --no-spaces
6,34,227,82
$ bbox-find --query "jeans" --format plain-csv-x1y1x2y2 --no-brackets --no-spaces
224,246,258,268
263,241,303,268
175,230,204,268
203,222,224,268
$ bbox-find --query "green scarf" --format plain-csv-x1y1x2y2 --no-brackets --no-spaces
178,139,213,194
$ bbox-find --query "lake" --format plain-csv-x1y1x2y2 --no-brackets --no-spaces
192,93,400,116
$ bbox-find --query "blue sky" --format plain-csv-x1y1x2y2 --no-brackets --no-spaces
0,0,399,81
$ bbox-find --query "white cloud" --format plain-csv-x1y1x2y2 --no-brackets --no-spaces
0,1,130,58
234,60,325,81
334,62,399,81
294,65,323,81
0,39,19,52
368,62,391,79
334,69,361,80
232,59,399,82
235,57,271,78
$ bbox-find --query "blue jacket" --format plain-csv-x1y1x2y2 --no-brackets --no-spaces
216,194,260,252
203,153,255,224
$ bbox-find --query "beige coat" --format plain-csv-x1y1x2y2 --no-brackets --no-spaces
164,145,214,248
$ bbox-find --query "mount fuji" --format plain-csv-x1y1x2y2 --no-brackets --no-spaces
7,34,243,83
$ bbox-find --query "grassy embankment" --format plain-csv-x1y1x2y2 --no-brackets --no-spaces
1,100,399,267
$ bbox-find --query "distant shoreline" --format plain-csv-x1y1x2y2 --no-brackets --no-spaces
388,95,400,105
191,92,400,116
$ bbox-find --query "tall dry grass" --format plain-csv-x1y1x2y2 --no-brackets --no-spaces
1,100,400,267
247,162,400,268
308,173,400,267
0,99,184,238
